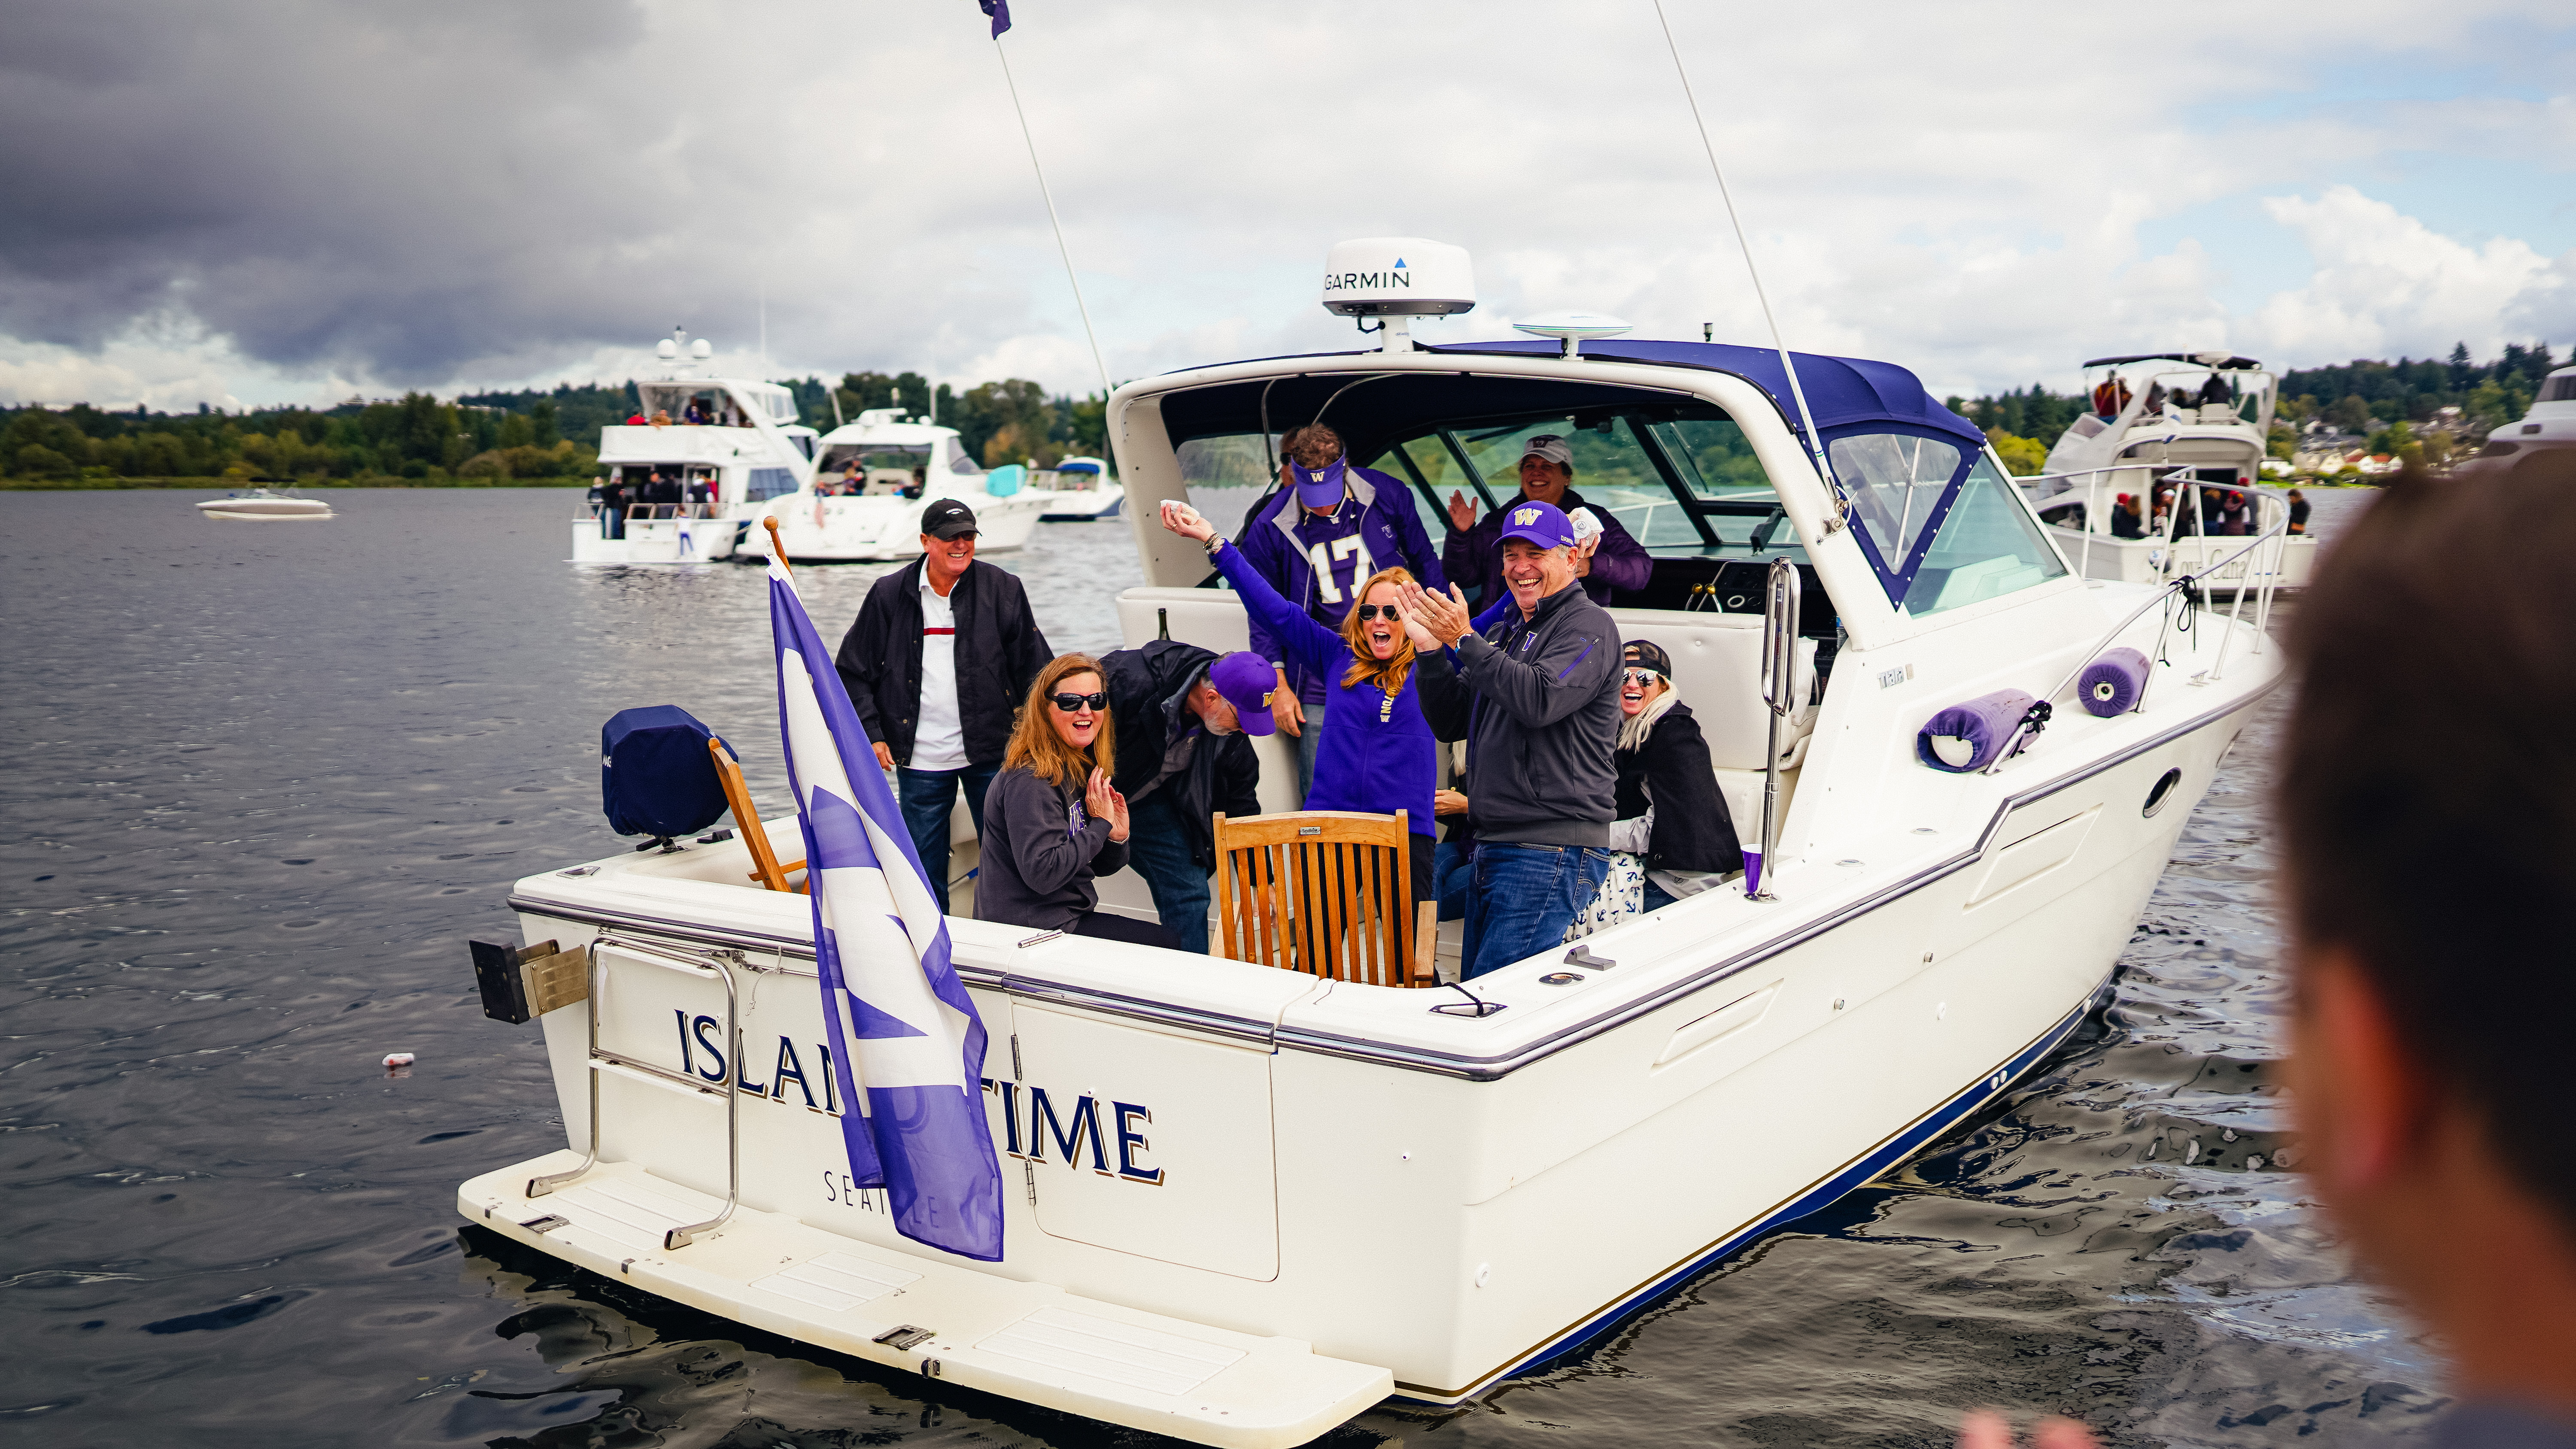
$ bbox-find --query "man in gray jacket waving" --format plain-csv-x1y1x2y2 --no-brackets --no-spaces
1402,499,1623,978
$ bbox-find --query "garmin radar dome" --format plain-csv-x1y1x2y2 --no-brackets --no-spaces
1322,236,1474,352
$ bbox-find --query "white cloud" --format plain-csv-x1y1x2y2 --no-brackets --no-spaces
2248,186,2569,361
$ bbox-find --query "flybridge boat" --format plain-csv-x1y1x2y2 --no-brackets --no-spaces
741,410,1056,562
1037,455,1125,520
2467,363,2576,471
574,331,820,565
2031,352,2314,593
458,239,2284,1447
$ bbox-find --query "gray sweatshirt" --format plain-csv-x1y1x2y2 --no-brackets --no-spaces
1450,582,1623,846
973,764,1129,930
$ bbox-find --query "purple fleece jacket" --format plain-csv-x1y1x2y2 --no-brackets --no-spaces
1442,485,1653,610
1212,539,1438,831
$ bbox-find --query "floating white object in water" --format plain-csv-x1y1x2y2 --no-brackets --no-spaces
383,1052,416,1067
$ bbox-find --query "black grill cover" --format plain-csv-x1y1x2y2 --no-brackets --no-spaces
601,706,738,838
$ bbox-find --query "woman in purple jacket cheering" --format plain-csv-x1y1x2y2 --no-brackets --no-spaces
1160,500,1463,904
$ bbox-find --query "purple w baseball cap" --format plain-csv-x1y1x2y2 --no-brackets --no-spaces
1497,499,1575,549
1205,650,1278,736
1288,458,1348,510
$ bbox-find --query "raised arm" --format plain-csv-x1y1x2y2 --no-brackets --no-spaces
1583,509,1654,594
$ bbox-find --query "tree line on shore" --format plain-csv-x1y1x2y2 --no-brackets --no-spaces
1954,342,2559,477
0,370,1110,487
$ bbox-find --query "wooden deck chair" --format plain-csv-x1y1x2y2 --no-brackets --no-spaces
1212,810,1436,987
707,736,805,893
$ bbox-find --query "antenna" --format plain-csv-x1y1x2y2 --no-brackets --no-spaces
990,31,1114,400
758,275,768,374
1652,0,1843,529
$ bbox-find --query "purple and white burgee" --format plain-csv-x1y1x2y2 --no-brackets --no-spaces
767,555,1002,1261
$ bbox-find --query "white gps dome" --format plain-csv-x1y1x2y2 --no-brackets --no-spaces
690,338,714,360
1321,237,1476,317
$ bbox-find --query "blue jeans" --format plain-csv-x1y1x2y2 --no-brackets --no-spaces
1123,788,1212,955
1434,840,1476,922
1291,694,1326,804
897,763,996,916
1643,876,1677,914
1463,843,1612,979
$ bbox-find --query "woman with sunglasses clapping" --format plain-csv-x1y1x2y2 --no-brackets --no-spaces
974,653,1182,948
1161,500,1467,906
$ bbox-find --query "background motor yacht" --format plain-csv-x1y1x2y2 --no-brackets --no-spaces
741,409,1056,561
574,332,820,565
2032,352,2314,593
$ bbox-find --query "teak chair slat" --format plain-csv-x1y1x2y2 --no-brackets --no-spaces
1212,810,1434,988
708,736,806,894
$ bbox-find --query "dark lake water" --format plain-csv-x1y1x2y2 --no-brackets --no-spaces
3,486,2440,1448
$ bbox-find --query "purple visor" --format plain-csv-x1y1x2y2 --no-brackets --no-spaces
1289,458,1347,509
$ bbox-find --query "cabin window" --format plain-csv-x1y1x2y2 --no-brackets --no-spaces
746,467,796,502
1373,410,1774,551
1899,455,2067,615
2541,374,2576,404
1174,433,1279,539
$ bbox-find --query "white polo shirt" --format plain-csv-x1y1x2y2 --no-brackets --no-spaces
910,576,969,771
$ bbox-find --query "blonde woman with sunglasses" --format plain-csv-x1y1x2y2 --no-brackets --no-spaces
972,653,1180,948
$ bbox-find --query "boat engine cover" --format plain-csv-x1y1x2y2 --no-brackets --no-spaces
601,706,736,838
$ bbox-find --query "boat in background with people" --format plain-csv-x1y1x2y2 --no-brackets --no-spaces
573,330,819,565
1036,455,1124,520
741,407,1055,561
2027,352,2314,592
454,239,2287,1447
196,485,334,521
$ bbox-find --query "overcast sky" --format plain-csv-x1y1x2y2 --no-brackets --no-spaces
2,0,2570,412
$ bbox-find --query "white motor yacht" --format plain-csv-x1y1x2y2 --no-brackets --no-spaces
1037,455,1125,520
574,331,820,565
2030,352,2315,592
742,409,1054,561
2465,363,2576,472
458,241,2284,1448
196,486,334,521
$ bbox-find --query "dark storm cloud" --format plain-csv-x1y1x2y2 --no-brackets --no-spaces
0,0,664,380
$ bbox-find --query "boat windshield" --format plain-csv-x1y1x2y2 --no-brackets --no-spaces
1366,405,1790,557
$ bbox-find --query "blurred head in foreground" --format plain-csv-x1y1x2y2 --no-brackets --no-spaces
2279,454,2576,1426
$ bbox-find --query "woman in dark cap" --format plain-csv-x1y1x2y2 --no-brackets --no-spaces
1606,640,1744,914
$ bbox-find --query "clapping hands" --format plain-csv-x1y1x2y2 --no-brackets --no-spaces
1397,579,1474,649
1084,767,1130,843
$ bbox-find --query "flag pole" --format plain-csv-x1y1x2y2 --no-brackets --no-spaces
764,517,793,579
990,30,1114,400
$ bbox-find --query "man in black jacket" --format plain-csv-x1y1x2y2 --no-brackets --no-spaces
1100,641,1272,954
834,500,1051,913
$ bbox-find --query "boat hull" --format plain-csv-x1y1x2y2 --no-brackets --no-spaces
571,514,750,564
1041,484,1126,521
197,498,334,520
744,489,1052,562
466,660,2259,1437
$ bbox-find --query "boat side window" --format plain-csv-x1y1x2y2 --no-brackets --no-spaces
746,467,796,503
1900,455,2068,616
2541,374,2576,404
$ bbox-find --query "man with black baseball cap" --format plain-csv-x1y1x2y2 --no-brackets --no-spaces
835,498,1052,913
1442,433,1653,611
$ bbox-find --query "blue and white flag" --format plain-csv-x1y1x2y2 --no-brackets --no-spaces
767,555,1003,1262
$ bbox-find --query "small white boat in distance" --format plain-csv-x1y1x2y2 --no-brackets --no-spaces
197,487,334,521
1037,455,1124,520
575,331,820,565
460,239,2286,1446
2032,352,2315,592
742,409,1054,562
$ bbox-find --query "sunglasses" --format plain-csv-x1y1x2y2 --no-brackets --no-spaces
1352,604,1399,621
1048,691,1109,712
1622,668,1665,687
